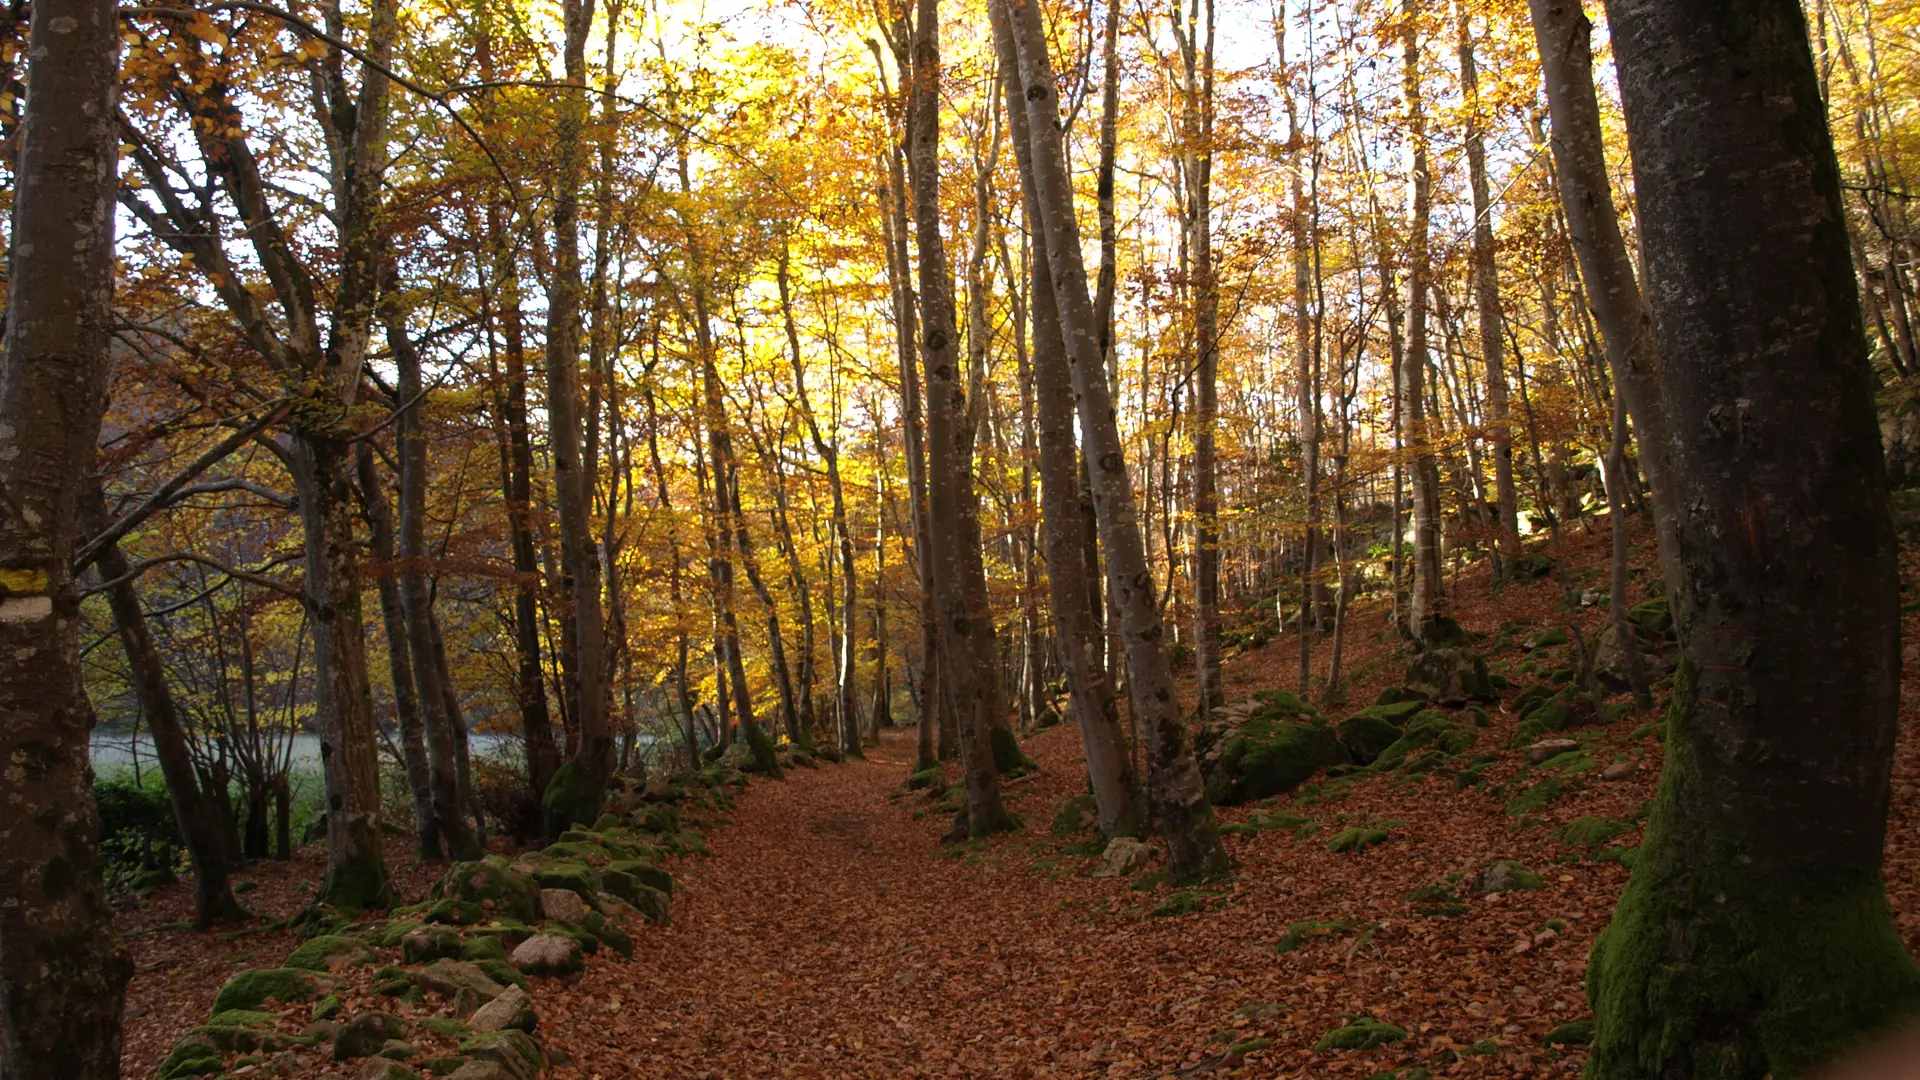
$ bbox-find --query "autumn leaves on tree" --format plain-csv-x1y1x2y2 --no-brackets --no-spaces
8,0,1920,1077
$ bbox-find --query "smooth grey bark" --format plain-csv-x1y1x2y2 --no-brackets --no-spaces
355,443,439,859
1457,1,1519,562
908,0,1014,835
1585,1,1920,1075
543,0,612,834
388,310,480,860
1525,0,1679,589
996,0,1227,881
991,12,1142,838
1398,0,1446,640
0,0,132,1070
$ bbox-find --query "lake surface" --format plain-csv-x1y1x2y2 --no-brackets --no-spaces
90,731,521,775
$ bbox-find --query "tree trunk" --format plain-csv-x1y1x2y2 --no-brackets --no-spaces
355,443,439,859
997,0,1228,880
908,0,1013,835
1458,1,1519,562
1585,2,1920,1074
85,491,246,928
543,0,612,835
1399,1,1446,640
1526,0,1679,589
778,246,860,759
389,307,480,860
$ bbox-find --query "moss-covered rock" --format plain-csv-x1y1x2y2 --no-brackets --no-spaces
459,1029,546,1080
1250,688,1317,718
212,967,327,1015
1375,712,1476,769
540,758,604,839
158,1034,224,1079
903,766,944,792
402,925,465,965
334,1011,406,1060
1326,827,1389,854
1314,1016,1407,1051
285,934,373,972
1052,793,1098,837
527,861,601,902
1275,919,1359,953
1559,816,1632,852
1402,647,1496,705
1479,859,1543,894
1336,713,1404,766
461,935,507,963
1199,716,1345,805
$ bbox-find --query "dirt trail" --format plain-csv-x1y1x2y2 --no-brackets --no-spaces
544,716,1605,1080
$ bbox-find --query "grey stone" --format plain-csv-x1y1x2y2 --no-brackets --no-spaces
414,960,505,1002
510,932,584,977
1602,761,1638,781
538,888,587,924
333,1012,405,1060
468,985,536,1034
357,1060,421,1080
1527,738,1581,764
1088,837,1152,879
447,1062,519,1080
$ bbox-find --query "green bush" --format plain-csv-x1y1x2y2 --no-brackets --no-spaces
94,772,182,892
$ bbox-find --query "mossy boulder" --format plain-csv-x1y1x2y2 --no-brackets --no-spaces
1373,686,1426,707
605,859,671,898
1315,1016,1407,1051
1375,711,1476,769
510,932,585,977
1559,816,1632,852
631,803,680,834
460,1028,546,1080
402,925,466,965
1510,552,1554,581
1249,688,1317,718
462,935,508,963
212,967,329,1015
1052,793,1098,837
1628,596,1672,640
1480,859,1544,894
539,758,604,839
1198,714,1345,806
1336,713,1404,766
527,861,601,902
334,1011,406,1060
903,767,944,792
285,934,373,972
158,1034,224,1079
1326,827,1389,854
1545,1019,1595,1047
582,910,634,957
433,859,539,925
1402,647,1495,705
629,884,671,925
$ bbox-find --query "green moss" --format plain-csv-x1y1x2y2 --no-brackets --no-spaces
1559,816,1632,852
1275,918,1358,953
312,994,342,1020
317,826,394,912
1376,712,1475,769
629,884,671,925
1326,827,1389,854
1203,718,1345,805
158,1035,223,1079
459,1028,546,1076
1151,890,1205,917
212,968,320,1015
632,803,680,834
1253,688,1318,718
990,727,1032,775
284,935,369,972
423,899,486,926
418,1017,470,1039
904,766,945,791
1586,662,1920,1078
1544,1020,1594,1046
462,935,506,963
1052,793,1098,837
402,925,463,964
541,758,604,839
1314,1016,1407,1051
1337,713,1403,766
473,959,528,991
742,719,783,777
1225,1037,1273,1054
529,861,601,902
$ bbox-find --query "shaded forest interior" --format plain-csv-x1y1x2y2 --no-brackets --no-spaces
5,0,1920,1077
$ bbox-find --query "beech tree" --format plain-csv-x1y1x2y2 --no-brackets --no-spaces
1585,0,1920,1073
0,0,133,1072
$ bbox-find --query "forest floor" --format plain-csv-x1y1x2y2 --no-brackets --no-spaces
115,514,1920,1078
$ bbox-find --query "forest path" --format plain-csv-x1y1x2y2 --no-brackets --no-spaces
543,716,1608,1080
